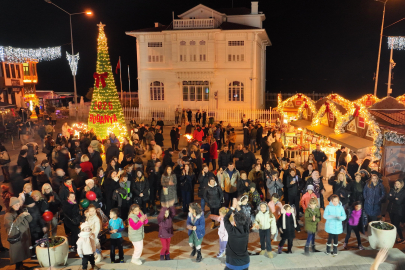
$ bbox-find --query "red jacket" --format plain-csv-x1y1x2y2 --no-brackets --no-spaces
300,191,317,212
193,129,204,142
210,141,218,159
80,161,94,179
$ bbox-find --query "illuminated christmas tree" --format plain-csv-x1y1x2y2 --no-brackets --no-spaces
88,22,127,140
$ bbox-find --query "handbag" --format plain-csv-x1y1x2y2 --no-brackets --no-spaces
7,222,21,244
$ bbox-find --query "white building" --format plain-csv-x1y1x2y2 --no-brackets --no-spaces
126,1,271,111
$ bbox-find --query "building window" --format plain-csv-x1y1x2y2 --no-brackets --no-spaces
3,91,7,104
5,64,11,78
228,81,244,101
150,81,164,100
189,41,197,62
179,41,186,62
23,63,30,76
15,65,21,78
148,42,163,62
199,40,206,61
182,81,209,101
32,63,36,76
227,40,245,62
10,64,16,78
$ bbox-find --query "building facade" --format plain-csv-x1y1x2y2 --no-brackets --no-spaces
0,61,27,107
126,1,271,110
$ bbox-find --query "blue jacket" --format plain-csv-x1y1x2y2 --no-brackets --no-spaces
323,201,346,234
363,180,386,217
187,212,205,239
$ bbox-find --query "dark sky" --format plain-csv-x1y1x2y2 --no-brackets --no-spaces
1,0,405,100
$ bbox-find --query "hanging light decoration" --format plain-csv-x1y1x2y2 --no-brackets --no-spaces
0,46,61,63
66,52,80,76
387,36,405,50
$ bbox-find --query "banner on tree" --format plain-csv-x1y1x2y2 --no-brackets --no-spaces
89,113,118,124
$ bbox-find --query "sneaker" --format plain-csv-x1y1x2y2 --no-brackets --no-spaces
131,259,142,265
358,245,364,250
216,250,225,258
331,252,338,256
343,243,349,250
267,251,274,258
111,261,115,264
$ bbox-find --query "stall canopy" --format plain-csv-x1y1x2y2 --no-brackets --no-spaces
290,119,373,151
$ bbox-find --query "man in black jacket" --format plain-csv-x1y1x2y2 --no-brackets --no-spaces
202,111,207,126
122,138,134,158
170,127,178,151
157,118,164,134
185,122,194,135
73,164,87,195
146,153,160,177
52,168,68,194
17,150,32,179
197,164,214,212
239,146,256,173
224,198,250,269
218,145,233,168
155,129,164,147
106,142,120,163
88,146,103,176
256,124,263,151
162,148,174,169
56,148,70,175
195,110,201,124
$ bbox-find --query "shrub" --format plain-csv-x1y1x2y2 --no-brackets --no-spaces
371,221,394,230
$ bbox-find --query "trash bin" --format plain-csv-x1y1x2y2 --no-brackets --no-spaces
209,117,214,125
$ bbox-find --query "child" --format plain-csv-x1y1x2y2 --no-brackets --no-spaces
238,195,254,227
304,198,321,254
77,222,100,270
203,177,223,229
108,208,125,263
253,202,277,258
209,207,232,258
128,203,149,265
343,201,367,250
324,194,347,256
300,185,317,213
158,206,176,260
85,205,103,262
268,193,283,220
277,204,298,254
248,183,261,210
187,202,205,263
1,185,12,211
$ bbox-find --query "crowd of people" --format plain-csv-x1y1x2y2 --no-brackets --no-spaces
1,112,405,270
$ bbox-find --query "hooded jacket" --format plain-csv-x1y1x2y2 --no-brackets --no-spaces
277,205,298,239
198,171,215,197
323,200,346,234
253,203,277,233
346,207,368,234
186,212,205,239
300,191,317,212
304,206,321,233
218,150,232,168
157,206,176,239
221,168,240,194
76,232,97,256
224,208,250,261
203,181,223,209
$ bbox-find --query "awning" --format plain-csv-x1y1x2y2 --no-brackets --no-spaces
290,119,373,151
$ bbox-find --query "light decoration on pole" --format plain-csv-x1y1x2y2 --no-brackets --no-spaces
0,46,61,63
66,52,80,76
387,36,405,50
277,93,282,105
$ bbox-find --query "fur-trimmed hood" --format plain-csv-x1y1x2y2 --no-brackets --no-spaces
188,212,202,220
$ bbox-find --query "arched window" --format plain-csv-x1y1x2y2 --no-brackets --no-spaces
228,81,244,101
189,40,196,62
150,81,164,101
199,40,206,61
179,41,186,62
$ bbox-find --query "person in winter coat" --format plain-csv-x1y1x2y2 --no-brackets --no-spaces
108,208,125,263
5,198,33,269
179,164,194,213
41,183,61,230
62,192,81,252
249,183,261,210
84,205,103,262
347,155,360,180
59,178,77,203
103,170,121,215
387,179,405,243
31,190,49,214
128,204,149,265
253,202,277,258
323,194,347,256
157,206,176,260
300,185,318,213
148,161,162,215
132,170,149,216
88,146,103,177
286,169,301,221
227,129,237,154
162,149,175,169
328,172,350,207
363,174,386,222
277,204,299,254
209,140,218,171
237,171,252,196
348,172,365,205
204,177,224,229
76,222,99,270
193,126,204,142
161,166,177,208
187,202,205,263
209,207,231,258
268,193,283,221
218,145,232,169
220,163,240,207
304,198,321,254
305,171,326,209
343,201,367,250
266,171,284,201
81,179,103,209
197,165,215,211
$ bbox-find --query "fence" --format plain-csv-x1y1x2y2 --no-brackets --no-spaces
123,107,281,126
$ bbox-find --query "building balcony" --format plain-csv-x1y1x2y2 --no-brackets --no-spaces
173,18,217,29
23,74,38,84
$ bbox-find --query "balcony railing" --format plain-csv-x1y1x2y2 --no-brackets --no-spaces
173,18,216,29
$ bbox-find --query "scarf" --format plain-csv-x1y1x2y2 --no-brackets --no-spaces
282,204,297,229
78,231,95,253
312,178,321,198
64,183,74,193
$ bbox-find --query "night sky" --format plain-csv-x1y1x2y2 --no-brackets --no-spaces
1,0,405,100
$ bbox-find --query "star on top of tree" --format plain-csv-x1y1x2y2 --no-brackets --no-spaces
97,22,106,30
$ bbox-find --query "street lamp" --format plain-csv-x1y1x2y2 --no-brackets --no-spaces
45,0,92,120
373,0,388,97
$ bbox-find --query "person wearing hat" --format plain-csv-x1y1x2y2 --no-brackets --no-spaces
17,149,32,180
76,222,100,270
5,197,32,269
249,182,261,210
81,178,103,209
300,185,318,213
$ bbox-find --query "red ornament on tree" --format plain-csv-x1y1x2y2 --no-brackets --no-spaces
42,211,54,222
86,191,97,201
93,72,108,88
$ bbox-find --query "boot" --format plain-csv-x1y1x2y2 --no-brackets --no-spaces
153,205,158,216
267,251,274,259
325,244,331,255
287,245,293,254
165,253,171,260
196,249,202,262
190,246,197,257
311,244,318,252
277,246,283,254
332,244,338,256
160,255,165,260
259,250,266,255
304,246,310,255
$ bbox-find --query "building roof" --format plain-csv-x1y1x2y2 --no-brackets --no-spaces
219,21,260,30
315,98,347,114
216,7,252,15
369,96,405,110
379,124,405,134
127,24,171,33
369,110,405,126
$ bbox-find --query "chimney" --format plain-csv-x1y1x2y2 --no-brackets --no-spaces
154,22,162,28
251,1,258,15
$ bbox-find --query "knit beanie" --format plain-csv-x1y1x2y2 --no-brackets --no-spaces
307,185,315,192
80,222,92,231
10,197,20,207
85,179,94,186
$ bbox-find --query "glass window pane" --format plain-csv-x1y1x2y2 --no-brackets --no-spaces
150,87,153,100
190,86,195,101
183,86,188,101
10,64,16,78
204,87,209,101
16,65,20,78
196,87,202,101
5,64,10,78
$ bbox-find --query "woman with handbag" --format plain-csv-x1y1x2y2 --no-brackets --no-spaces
5,197,32,270
161,166,177,208
62,192,81,252
132,169,150,216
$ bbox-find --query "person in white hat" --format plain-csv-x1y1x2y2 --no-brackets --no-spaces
77,222,99,270
300,185,318,213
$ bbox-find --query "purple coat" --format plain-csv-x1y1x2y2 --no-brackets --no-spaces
158,206,176,239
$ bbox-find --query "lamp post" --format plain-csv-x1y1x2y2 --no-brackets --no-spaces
44,0,92,120
373,0,388,97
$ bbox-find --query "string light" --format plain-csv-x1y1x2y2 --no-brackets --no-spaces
71,123,89,138
396,94,405,104
354,94,380,106
387,36,405,50
66,52,80,76
0,46,61,63
107,122,128,144
88,22,126,138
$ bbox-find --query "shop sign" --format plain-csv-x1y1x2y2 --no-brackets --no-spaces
358,117,365,129
329,112,334,121
365,100,372,106
295,100,302,106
